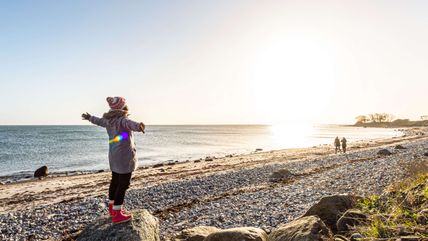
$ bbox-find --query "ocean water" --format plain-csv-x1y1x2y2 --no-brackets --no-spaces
0,125,401,177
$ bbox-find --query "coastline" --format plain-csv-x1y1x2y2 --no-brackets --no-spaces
0,127,427,240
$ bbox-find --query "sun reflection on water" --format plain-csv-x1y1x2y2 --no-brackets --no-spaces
270,123,315,149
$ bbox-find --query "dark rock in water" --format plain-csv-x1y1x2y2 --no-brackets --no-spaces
194,160,201,163
424,152,428,157
175,226,220,241
269,169,294,183
205,157,214,162
34,166,48,179
336,209,368,232
303,195,357,233
205,227,267,241
395,145,407,150
77,209,160,241
377,149,393,156
166,162,176,166
152,163,164,168
268,216,332,241
255,148,263,152
97,170,104,173
226,154,233,158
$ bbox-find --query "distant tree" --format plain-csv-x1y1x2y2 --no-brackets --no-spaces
367,113,394,123
355,115,369,123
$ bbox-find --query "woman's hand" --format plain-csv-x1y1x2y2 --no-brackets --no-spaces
139,122,145,133
81,112,91,120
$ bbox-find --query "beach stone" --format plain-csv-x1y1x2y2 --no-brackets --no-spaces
377,149,392,156
349,233,363,241
303,195,356,233
416,209,428,224
205,227,267,241
333,235,349,241
398,236,422,241
175,226,220,241
34,166,48,179
395,145,407,150
153,163,164,168
269,169,294,182
268,216,332,241
77,209,159,241
336,209,368,232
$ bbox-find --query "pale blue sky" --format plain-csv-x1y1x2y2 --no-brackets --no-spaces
1,1,428,125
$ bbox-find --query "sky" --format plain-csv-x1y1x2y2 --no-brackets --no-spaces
1,0,427,125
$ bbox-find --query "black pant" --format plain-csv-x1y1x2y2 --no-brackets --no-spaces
109,172,132,205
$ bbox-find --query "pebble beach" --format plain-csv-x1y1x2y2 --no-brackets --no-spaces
1,128,427,241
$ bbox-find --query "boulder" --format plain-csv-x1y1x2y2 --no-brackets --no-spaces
303,195,356,233
77,209,160,241
377,149,392,156
34,166,48,179
336,209,368,232
395,145,407,150
205,227,267,241
175,226,220,241
255,148,263,152
424,152,428,157
270,169,294,182
268,216,332,241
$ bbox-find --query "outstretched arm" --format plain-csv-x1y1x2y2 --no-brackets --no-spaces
120,118,145,133
82,112,108,128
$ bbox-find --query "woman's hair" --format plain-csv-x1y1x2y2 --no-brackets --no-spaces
103,105,129,119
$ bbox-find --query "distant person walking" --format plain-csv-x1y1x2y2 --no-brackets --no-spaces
82,97,145,224
334,136,341,154
341,137,347,153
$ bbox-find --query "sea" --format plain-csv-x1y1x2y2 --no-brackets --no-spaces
0,125,401,177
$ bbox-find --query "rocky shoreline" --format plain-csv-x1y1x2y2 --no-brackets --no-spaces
0,129,427,240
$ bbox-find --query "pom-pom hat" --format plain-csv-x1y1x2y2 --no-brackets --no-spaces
106,96,126,110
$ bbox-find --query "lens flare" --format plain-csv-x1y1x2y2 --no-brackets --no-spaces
109,132,129,144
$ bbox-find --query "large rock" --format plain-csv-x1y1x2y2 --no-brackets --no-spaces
268,216,332,241
77,209,160,241
34,166,48,179
303,195,356,233
336,209,368,232
175,226,220,241
205,227,267,241
377,149,392,156
270,169,294,182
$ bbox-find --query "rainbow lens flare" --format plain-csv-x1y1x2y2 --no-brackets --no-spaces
109,132,129,144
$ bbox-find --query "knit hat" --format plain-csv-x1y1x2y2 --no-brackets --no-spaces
106,96,126,110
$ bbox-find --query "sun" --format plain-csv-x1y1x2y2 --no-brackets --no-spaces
249,33,337,124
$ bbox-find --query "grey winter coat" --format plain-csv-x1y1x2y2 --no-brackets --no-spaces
89,115,143,174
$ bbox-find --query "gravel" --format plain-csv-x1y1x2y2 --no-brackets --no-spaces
1,138,427,241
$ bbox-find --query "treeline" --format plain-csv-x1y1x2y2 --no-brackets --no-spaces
354,113,428,127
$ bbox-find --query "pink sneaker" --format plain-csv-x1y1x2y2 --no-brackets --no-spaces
112,209,132,224
108,203,114,216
